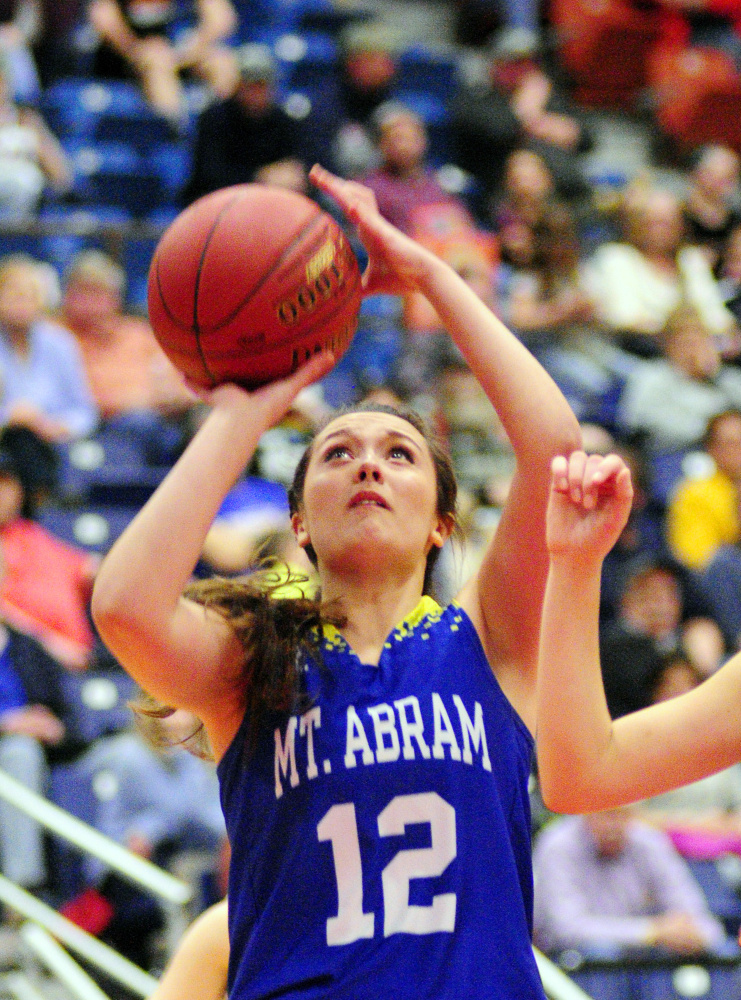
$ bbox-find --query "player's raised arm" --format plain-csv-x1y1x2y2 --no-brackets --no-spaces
310,164,581,731
90,356,332,758
537,451,741,812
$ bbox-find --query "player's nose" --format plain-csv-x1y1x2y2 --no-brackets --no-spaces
356,460,382,483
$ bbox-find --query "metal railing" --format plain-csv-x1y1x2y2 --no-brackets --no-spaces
535,949,594,1000
0,767,194,997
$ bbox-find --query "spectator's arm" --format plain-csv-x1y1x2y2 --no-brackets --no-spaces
88,0,139,62
22,110,73,194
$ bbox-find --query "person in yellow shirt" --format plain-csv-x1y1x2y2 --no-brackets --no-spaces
667,408,741,570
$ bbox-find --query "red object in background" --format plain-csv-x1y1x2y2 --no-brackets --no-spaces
549,0,661,109
648,44,741,153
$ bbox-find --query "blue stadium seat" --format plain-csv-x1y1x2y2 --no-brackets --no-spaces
56,423,172,507
276,31,339,92
37,503,142,554
90,80,174,151
0,232,39,258
41,78,101,140
397,46,460,103
148,143,192,203
67,141,165,217
61,670,138,745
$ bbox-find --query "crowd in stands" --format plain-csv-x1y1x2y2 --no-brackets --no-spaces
8,0,741,990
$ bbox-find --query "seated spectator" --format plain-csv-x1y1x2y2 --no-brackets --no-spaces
88,0,237,130
0,581,88,894
492,149,555,271
637,654,741,860
533,806,727,958
0,254,98,441
362,102,475,236
683,145,741,271
600,553,723,719
0,426,97,670
0,52,72,219
75,709,227,966
34,0,82,85
451,27,592,209
584,184,739,358
183,43,307,205
667,408,741,571
60,250,195,429
617,305,741,452
328,22,402,179
0,0,41,103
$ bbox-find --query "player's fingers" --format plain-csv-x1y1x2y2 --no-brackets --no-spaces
283,350,335,394
550,455,570,493
565,450,588,504
581,454,607,509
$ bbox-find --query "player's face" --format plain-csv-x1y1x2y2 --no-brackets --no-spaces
293,412,448,582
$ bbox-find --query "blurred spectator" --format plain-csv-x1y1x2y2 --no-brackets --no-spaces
667,409,741,571
502,199,624,415
717,220,741,322
0,254,98,441
583,184,738,357
0,0,41,103
74,709,227,966
533,807,726,957
183,43,307,205
0,52,72,219
362,102,475,235
451,27,592,209
328,21,402,179
600,553,723,719
653,0,741,71
0,426,97,670
493,149,555,275
89,0,237,130
60,250,195,428
34,0,83,84
0,564,87,894
616,305,741,452
683,145,741,270
637,654,741,860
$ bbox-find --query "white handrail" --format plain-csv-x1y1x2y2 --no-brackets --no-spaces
0,768,191,905
20,923,111,1000
0,972,47,1000
534,949,595,1000
0,876,158,998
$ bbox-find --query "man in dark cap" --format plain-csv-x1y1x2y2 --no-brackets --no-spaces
183,42,307,205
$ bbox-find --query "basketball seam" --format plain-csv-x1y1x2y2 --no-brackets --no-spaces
192,190,246,384
204,211,326,334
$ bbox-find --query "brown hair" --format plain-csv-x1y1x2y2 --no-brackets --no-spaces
135,401,458,756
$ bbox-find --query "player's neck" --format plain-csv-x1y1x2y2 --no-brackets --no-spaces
322,568,426,666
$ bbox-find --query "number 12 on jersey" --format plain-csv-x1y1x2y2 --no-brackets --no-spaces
317,791,457,945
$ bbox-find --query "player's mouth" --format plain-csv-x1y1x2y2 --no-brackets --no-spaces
349,490,389,509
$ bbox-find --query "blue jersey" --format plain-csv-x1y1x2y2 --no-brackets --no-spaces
217,598,546,999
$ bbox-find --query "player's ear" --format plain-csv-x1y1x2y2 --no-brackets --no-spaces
291,510,310,550
429,512,454,551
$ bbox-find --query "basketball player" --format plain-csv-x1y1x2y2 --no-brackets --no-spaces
150,899,228,1000
91,165,580,998
536,449,741,818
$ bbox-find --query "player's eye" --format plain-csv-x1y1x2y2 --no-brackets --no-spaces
325,444,351,461
389,445,414,462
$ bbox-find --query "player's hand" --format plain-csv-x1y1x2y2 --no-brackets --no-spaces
546,451,633,565
310,164,433,297
184,350,334,430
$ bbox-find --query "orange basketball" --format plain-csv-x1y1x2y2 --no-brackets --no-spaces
147,184,363,389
